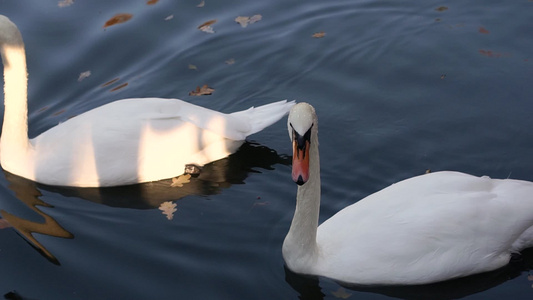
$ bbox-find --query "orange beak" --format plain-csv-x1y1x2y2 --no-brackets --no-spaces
292,138,310,185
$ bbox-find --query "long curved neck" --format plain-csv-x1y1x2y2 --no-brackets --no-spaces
1,24,30,166
283,127,321,271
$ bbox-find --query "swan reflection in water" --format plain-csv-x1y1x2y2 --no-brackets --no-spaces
38,142,290,209
0,142,289,263
0,171,73,265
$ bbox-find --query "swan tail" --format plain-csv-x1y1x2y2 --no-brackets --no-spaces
230,100,295,136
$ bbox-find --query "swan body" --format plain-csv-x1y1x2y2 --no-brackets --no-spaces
283,102,533,285
0,15,294,187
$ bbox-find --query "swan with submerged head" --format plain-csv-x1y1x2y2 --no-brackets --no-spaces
0,15,294,187
283,102,533,285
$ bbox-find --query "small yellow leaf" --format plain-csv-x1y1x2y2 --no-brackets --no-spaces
188,64,198,70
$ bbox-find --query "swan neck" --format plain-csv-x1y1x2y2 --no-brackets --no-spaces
1,24,30,164
283,127,321,269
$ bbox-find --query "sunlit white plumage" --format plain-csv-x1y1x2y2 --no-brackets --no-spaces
283,102,533,285
0,15,294,187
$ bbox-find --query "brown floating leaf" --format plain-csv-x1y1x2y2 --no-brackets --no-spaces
103,13,133,28
478,49,511,58
102,77,120,87
189,84,215,96
198,19,217,33
312,31,326,38
53,109,66,116
225,58,235,65
110,82,128,91
435,6,448,12
146,0,158,5
478,27,490,34
197,0,205,7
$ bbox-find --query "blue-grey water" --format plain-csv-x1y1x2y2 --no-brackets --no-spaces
0,0,532,299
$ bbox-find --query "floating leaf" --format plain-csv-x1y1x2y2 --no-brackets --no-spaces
165,15,174,21
198,19,217,33
102,77,120,87
197,0,205,7
77,70,91,82
478,27,490,34
103,13,133,28
58,0,74,7
110,82,128,92
171,174,191,187
235,15,262,28
478,49,510,58
159,201,177,220
235,16,250,27
435,6,448,12
189,84,215,96
312,31,326,38
53,109,66,116
249,14,262,24
225,58,235,65
146,0,158,5
188,64,198,70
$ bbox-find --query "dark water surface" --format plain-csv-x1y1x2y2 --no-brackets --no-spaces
1,0,532,299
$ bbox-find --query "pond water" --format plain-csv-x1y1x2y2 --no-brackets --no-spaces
0,0,532,299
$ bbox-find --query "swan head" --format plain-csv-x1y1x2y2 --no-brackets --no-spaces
0,15,23,46
287,102,317,186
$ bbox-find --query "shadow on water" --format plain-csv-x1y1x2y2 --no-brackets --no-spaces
0,142,289,264
38,142,290,209
284,249,533,299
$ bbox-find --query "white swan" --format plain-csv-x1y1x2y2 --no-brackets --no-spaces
283,102,533,285
0,15,294,187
